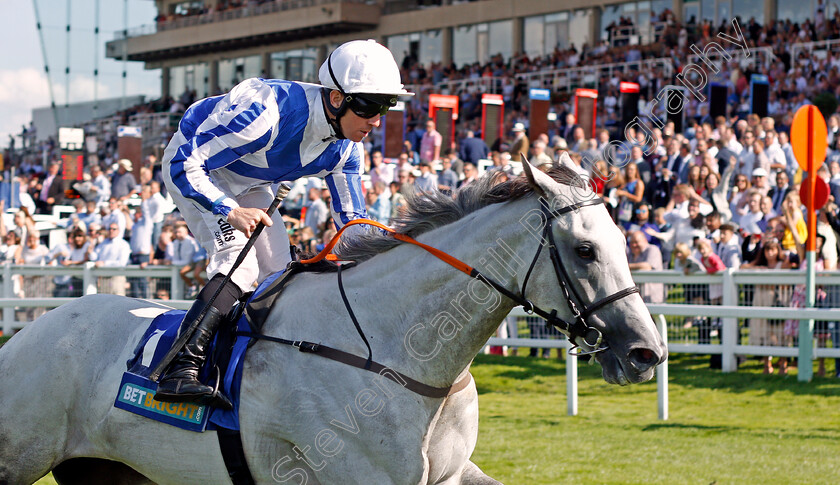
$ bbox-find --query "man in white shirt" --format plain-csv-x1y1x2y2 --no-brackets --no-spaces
141,182,168,248
129,206,154,298
721,127,743,155
304,185,329,236
100,198,128,240
738,191,765,234
778,132,797,180
764,131,787,174
737,131,756,177
414,161,438,193
171,222,200,297
89,164,112,205
95,222,132,296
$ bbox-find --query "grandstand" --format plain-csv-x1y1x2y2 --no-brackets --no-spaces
76,1,826,150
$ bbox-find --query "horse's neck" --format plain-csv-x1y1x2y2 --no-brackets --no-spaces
339,198,534,388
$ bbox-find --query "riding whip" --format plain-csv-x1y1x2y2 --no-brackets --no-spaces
150,182,293,382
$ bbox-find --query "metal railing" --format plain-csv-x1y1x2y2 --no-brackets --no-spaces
513,57,674,92
0,263,187,335
789,38,840,63
433,77,506,96
686,45,776,73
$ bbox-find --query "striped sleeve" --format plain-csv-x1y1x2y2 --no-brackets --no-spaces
325,142,368,227
168,79,280,216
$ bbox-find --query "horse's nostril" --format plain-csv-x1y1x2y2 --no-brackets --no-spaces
629,348,657,368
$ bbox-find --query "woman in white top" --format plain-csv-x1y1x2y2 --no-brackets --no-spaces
52,227,93,297
15,231,51,321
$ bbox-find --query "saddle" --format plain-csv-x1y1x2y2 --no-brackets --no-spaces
114,256,335,432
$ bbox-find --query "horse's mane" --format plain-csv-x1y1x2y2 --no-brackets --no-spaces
334,165,582,262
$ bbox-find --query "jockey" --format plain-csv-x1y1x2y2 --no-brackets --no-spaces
156,40,413,409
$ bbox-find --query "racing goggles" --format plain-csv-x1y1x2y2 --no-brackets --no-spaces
344,93,397,118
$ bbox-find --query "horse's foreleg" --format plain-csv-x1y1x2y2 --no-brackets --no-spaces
456,461,503,485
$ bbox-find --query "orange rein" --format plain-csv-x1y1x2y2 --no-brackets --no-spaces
299,218,475,276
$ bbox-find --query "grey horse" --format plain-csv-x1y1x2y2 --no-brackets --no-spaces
0,160,666,484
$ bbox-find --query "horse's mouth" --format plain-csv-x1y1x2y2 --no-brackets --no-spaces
595,349,655,385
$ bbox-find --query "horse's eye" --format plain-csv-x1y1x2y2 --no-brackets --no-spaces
576,244,595,260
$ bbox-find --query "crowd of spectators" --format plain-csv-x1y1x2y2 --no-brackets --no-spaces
392,9,840,147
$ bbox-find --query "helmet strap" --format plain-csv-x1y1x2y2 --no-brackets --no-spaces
323,51,348,140
321,88,347,140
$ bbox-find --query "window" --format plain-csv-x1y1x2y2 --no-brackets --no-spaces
387,35,412,68
170,66,186,99
242,55,262,80
170,62,208,98
271,48,318,83
569,10,593,50
453,25,479,67
218,59,236,91
487,20,513,61
170,1,204,16
601,4,622,41
522,9,594,55
419,30,443,66
184,63,209,98
777,0,812,24
545,12,570,51
523,16,545,59
701,0,715,23
388,31,442,67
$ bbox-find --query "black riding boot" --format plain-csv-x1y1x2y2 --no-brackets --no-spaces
154,300,233,410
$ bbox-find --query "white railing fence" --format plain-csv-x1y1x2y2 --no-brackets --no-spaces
2,266,838,420
0,263,190,335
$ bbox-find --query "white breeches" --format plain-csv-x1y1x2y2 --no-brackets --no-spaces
166,183,292,292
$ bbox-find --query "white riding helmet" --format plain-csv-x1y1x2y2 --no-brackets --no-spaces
319,40,414,98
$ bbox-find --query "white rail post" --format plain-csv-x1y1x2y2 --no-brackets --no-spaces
3,263,13,336
721,268,738,372
656,313,668,420
171,265,183,299
566,341,578,417
83,262,97,295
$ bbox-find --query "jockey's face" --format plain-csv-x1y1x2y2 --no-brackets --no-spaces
340,108,381,143
327,89,382,143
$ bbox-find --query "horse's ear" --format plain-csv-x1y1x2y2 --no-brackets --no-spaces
556,150,576,171
520,154,548,198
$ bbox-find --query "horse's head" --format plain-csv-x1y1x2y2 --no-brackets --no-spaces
517,155,667,385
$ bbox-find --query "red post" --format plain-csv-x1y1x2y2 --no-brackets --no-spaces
806,108,816,252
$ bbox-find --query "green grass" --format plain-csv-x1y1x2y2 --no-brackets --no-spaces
471,352,840,484
34,353,840,484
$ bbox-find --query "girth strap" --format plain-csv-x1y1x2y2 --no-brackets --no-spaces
236,331,472,398
217,428,255,485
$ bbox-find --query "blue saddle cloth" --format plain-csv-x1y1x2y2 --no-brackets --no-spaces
114,269,287,432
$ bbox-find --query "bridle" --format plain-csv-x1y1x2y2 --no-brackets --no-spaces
477,196,640,355
302,193,640,356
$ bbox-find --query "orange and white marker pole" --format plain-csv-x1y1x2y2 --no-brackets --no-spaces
791,105,827,382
